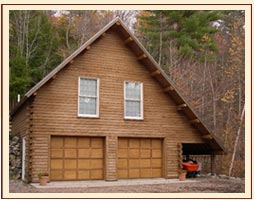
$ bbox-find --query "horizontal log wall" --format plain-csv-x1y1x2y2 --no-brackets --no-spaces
18,29,205,182
105,136,118,181
11,102,29,138
11,101,32,182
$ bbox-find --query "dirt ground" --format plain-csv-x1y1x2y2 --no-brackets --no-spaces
9,176,244,193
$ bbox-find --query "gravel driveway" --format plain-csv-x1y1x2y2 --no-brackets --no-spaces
9,176,244,193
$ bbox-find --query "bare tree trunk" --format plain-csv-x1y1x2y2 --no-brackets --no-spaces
207,63,216,130
41,31,54,76
66,13,72,50
158,32,162,65
201,54,207,116
221,105,232,173
228,103,245,176
238,72,242,115
212,96,216,130
25,13,41,66
21,11,26,56
25,10,30,66
169,40,173,71
158,13,162,65
224,106,232,146
14,10,26,56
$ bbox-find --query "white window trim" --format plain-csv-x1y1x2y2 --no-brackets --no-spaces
124,81,144,120
78,77,100,118
22,137,26,181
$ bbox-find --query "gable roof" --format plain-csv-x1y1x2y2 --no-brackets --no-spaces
11,17,226,154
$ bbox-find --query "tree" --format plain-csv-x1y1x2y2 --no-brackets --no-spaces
136,10,221,69
220,10,245,177
52,10,114,58
136,10,223,130
9,10,62,99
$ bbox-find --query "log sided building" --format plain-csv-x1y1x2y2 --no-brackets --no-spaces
10,18,226,183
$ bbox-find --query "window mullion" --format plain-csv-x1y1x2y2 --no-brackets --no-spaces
79,95,97,98
125,98,141,101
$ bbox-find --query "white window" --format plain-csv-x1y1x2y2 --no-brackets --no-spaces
78,77,99,117
124,81,143,119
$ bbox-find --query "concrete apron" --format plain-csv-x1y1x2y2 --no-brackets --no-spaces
31,178,197,189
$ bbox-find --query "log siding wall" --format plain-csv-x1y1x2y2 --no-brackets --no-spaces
11,100,33,182
13,29,205,182
105,136,118,180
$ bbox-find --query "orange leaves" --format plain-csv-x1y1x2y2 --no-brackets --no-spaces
221,90,235,103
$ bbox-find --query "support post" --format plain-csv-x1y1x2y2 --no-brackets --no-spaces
124,37,133,44
150,70,161,77
177,103,187,111
137,54,147,60
164,86,174,93
190,118,200,124
211,154,216,175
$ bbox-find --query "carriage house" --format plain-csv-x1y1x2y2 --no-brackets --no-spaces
10,18,226,183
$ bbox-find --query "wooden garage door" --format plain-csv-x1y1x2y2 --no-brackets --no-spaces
118,138,163,179
50,136,104,181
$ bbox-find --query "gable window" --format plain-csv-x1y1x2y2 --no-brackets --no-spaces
124,81,143,119
78,77,99,117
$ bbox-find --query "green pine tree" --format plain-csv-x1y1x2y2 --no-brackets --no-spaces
136,10,222,69
9,10,63,99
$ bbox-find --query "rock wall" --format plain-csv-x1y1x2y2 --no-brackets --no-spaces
9,134,21,179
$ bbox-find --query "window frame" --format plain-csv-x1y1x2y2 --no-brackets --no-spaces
78,77,100,118
124,81,143,120
21,136,26,181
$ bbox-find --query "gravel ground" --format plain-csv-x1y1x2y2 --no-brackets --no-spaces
9,177,245,193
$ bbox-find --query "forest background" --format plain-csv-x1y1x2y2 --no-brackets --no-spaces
9,10,245,177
